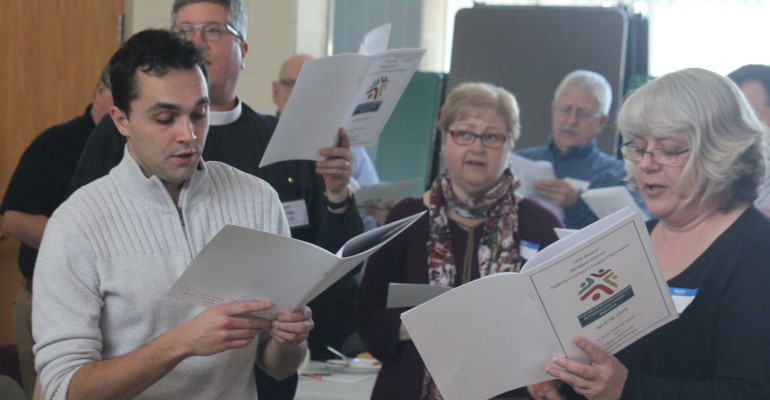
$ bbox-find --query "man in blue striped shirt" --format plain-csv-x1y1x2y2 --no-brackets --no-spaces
516,70,641,229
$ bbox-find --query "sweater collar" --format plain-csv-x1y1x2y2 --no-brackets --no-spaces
547,135,598,160
112,146,209,208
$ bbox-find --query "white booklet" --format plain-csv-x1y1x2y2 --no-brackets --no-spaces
259,23,426,167
400,208,677,400
580,186,643,219
509,153,564,219
168,211,425,319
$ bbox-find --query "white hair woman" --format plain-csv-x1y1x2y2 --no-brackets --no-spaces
528,68,770,400
356,82,564,400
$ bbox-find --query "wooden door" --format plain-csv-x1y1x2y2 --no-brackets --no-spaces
0,0,124,345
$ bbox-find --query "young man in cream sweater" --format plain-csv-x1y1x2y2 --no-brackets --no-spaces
32,29,313,400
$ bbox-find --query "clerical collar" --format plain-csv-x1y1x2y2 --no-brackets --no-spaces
209,98,242,126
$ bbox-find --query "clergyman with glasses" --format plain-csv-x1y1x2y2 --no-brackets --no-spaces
516,70,646,229
355,82,563,400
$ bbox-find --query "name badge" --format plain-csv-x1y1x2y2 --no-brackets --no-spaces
282,199,310,228
669,287,698,315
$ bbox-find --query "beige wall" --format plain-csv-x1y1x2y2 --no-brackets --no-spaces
124,0,329,114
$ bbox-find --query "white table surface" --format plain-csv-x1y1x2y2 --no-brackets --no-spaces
294,360,377,400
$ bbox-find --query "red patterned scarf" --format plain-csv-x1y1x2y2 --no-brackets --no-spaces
426,168,521,287
421,169,521,400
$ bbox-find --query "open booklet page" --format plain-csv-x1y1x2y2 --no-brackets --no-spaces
168,211,425,319
259,24,425,167
400,208,677,400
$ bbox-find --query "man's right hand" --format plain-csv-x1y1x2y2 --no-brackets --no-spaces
174,301,274,357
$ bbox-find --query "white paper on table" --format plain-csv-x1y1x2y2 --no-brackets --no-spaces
401,208,678,400
259,24,425,167
580,186,643,219
509,153,564,219
168,211,425,319
386,283,451,309
354,178,421,210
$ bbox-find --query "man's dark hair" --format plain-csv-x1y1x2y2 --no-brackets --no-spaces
110,29,207,115
727,64,770,103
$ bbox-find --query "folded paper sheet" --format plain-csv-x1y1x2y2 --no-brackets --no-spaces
580,186,644,219
509,153,564,219
169,211,425,319
259,23,425,166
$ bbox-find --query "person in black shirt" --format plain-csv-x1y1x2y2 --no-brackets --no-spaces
1,65,112,399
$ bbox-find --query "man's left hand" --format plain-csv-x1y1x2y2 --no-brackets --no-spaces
270,306,314,346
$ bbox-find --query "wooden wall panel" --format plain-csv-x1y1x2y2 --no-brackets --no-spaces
0,0,123,345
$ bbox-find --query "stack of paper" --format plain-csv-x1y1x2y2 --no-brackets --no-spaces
400,208,677,400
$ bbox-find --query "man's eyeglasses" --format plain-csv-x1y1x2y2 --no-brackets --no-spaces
279,79,296,90
554,104,603,121
448,130,508,149
620,142,690,165
172,22,243,42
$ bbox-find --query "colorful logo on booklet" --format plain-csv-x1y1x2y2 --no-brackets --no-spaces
578,268,618,301
576,268,635,328
353,76,388,115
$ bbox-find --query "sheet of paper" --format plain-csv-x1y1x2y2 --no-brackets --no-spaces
401,274,558,399
259,25,425,167
554,227,577,239
509,153,564,219
754,176,770,212
168,211,424,319
354,178,421,210
580,186,643,219
358,23,390,54
565,177,591,191
401,208,678,400
386,283,451,308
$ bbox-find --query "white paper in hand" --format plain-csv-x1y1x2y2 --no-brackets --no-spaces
168,211,425,319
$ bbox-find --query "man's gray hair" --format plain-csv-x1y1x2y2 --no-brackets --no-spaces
171,0,248,39
554,70,612,115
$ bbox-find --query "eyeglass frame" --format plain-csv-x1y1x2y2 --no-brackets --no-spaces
619,141,691,165
172,22,243,42
553,103,603,121
278,79,296,90
446,130,509,149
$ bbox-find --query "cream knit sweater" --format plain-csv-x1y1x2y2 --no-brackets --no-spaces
33,152,288,400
